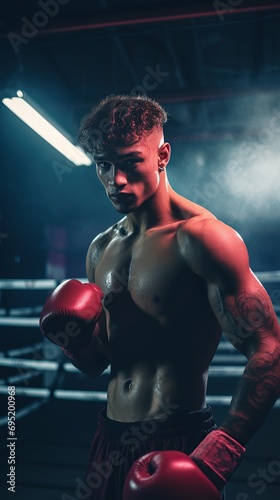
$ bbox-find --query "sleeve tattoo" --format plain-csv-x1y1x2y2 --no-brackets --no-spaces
211,286,280,442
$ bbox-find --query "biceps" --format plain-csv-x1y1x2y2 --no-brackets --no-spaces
208,279,278,355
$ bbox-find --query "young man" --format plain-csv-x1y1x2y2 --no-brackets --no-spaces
40,94,280,500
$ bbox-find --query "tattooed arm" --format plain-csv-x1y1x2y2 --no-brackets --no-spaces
208,284,280,445
180,217,280,446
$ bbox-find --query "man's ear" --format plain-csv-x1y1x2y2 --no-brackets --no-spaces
158,142,171,168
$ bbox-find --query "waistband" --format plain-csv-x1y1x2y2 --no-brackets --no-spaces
97,404,216,441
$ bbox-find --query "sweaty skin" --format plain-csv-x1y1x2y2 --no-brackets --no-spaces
75,128,280,443
91,201,221,422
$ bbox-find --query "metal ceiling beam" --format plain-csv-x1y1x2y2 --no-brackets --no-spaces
14,3,280,37
48,85,280,108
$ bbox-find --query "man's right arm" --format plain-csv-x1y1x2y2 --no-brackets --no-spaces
85,231,111,356
39,235,111,378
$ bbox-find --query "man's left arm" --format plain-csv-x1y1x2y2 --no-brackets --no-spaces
184,218,280,489
209,275,280,443
204,226,280,445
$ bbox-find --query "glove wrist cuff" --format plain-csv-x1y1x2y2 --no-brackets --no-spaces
190,429,246,485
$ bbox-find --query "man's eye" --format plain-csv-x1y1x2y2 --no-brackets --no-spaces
124,159,139,168
97,162,111,171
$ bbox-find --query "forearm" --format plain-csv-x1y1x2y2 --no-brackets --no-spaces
209,283,280,444
220,343,280,445
189,342,280,494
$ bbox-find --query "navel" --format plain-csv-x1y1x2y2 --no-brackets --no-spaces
152,294,160,302
124,379,133,391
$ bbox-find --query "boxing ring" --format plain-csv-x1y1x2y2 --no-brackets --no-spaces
1,272,280,429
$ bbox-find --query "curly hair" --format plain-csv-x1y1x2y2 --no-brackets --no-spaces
77,94,168,154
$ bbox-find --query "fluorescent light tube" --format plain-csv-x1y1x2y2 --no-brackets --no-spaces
2,91,92,166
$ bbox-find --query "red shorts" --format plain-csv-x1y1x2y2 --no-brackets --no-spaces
82,403,219,500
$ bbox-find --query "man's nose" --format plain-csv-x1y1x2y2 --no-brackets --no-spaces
108,166,127,187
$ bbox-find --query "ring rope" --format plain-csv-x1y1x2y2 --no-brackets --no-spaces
0,341,45,358
0,358,246,376
0,399,48,427
0,370,41,386
0,385,108,400
0,279,57,290
0,272,279,291
0,386,279,408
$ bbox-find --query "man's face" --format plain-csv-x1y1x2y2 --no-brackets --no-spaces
93,129,169,213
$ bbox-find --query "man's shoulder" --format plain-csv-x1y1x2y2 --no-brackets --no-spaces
87,219,122,255
179,213,239,245
89,225,114,251
86,218,126,280
177,214,248,277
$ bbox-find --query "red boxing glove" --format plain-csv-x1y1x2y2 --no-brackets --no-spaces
39,279,104,360
123,450,220,500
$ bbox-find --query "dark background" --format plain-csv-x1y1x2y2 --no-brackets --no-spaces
0,1,280,499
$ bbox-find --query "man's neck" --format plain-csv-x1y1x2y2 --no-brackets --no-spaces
126,183,181,234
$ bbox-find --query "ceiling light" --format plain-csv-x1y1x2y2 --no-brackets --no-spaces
2,90,92,166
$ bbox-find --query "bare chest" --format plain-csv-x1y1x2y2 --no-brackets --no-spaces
95,229,196,320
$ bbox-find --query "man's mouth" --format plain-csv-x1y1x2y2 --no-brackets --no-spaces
109,192,133,201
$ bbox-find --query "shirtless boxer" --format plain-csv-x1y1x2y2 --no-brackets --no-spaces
40,94,280,500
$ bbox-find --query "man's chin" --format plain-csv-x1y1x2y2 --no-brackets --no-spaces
109,196,138,213
111,201,134,214
115,206,133,214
